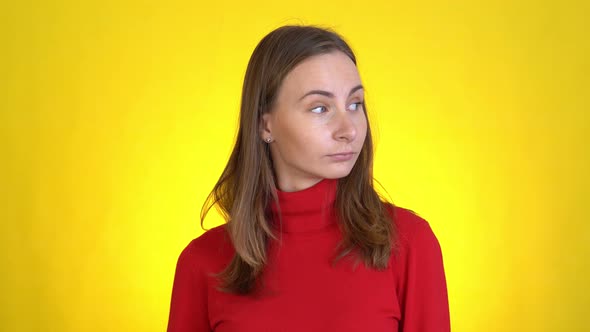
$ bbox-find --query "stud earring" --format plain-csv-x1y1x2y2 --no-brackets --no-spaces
265,137,272,143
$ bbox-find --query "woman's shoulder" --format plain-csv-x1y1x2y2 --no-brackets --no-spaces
384,203,440,247
190,224,231,249
385,204,429,229
176,224,234,270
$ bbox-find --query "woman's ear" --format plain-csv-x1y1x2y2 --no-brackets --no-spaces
259,112,273,138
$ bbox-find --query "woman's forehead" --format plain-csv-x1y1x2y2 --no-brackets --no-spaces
279,52,362,98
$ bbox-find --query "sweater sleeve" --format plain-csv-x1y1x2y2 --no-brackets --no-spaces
394,216,450,332
167,240,212,332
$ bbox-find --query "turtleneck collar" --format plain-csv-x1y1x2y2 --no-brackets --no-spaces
269,178,338,233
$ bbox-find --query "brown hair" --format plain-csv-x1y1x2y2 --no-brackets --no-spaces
201,25,398,295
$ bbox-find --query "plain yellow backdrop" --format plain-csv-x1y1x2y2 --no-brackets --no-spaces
1,0,588,331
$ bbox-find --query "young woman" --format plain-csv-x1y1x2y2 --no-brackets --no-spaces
167,25,450,332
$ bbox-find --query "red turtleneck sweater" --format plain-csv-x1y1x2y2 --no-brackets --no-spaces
167,178,450,331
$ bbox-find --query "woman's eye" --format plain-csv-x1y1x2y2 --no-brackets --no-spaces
310,106,327,114
348,101,364,111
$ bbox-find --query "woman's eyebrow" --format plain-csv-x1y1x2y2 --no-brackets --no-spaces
298,84,364,101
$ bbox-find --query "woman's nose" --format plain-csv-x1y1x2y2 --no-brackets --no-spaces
333,109,357,142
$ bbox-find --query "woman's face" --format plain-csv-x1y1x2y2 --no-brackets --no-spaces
261,51,367,192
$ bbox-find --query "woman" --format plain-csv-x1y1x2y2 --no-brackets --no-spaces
167,25,450,331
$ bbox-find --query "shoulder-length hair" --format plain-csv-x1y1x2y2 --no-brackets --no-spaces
201,25,398,295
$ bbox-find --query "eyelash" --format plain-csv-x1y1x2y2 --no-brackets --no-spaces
310,101,364,114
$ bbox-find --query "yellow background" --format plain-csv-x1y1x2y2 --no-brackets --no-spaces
1,0,588,331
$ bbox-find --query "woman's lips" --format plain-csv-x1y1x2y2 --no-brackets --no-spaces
327,152,355,161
